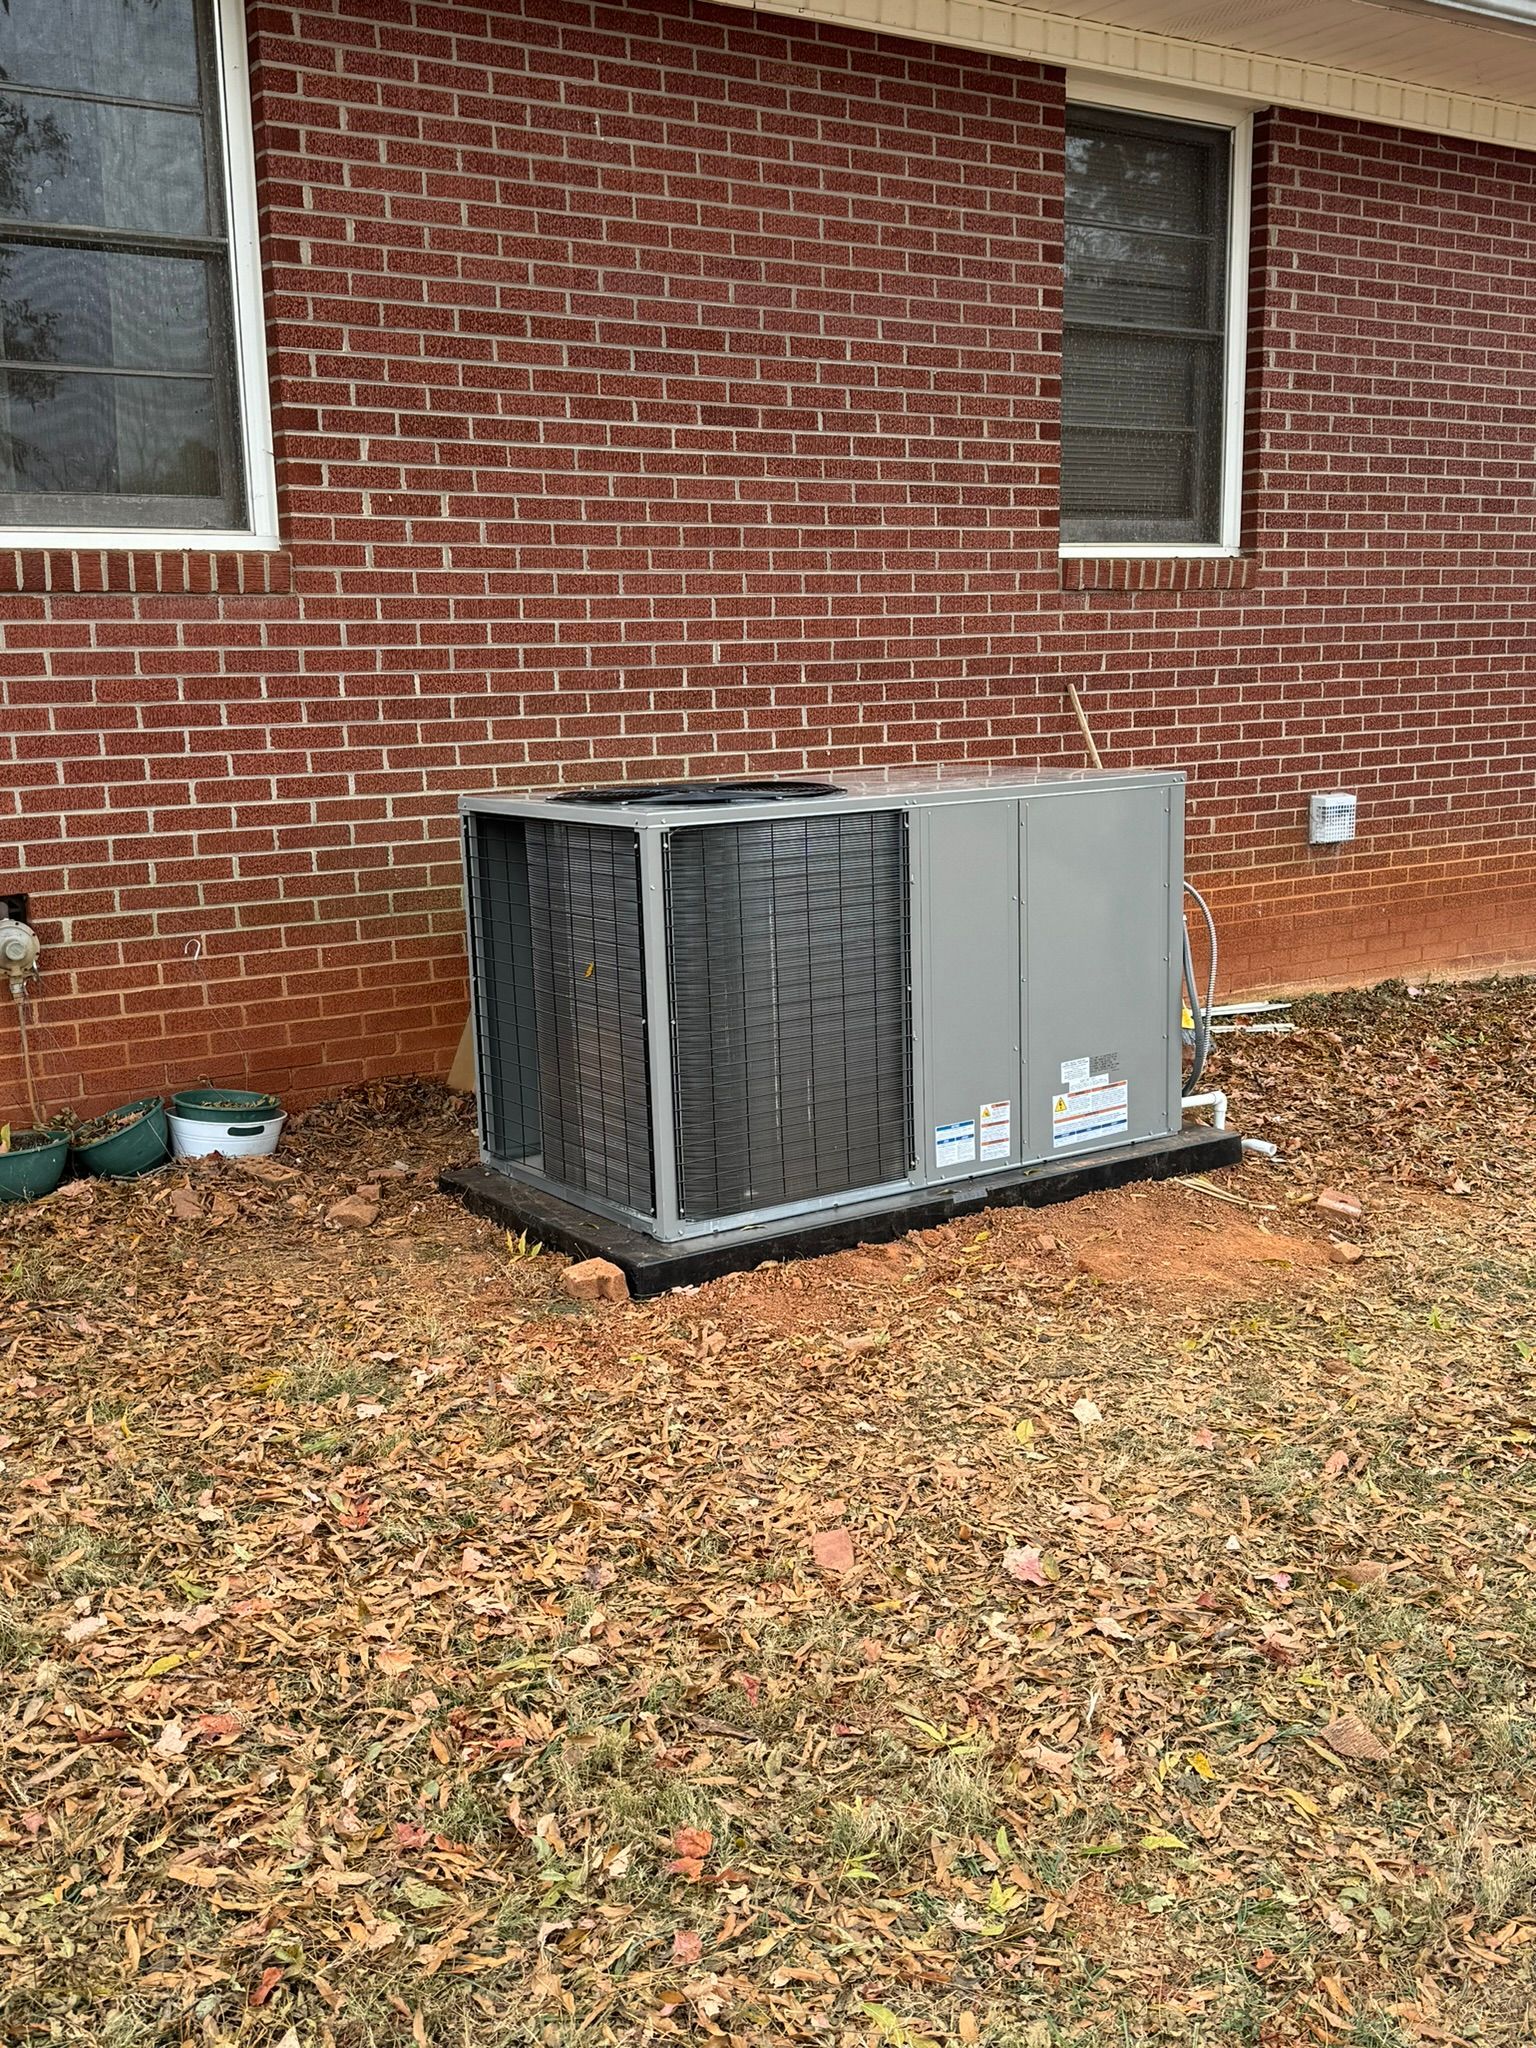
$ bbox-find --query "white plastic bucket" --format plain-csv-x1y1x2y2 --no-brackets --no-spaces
169,1110,286,1159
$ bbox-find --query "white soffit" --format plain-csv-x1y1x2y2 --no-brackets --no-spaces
708,0,1536,148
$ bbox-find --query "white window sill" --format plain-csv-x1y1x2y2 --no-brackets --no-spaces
0,531,283,551
1059,545,1241,560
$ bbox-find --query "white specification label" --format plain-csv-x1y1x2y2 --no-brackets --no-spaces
935,1118,977,1169
1052,1078,1129,1149
979,1099,1012,1161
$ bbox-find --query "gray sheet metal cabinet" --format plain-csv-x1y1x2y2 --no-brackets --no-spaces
459,769,1185,1250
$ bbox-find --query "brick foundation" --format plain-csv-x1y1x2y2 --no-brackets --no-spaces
3,0,1534,1117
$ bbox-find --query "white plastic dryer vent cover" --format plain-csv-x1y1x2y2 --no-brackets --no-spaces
459,770,1188,1248
1308,790,1358,845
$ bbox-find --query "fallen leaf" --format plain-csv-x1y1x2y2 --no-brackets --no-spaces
861,2003,941,2048
1330,1560,1389,1589
400,1878,453,1912
1276,1786,1322,1819
1093,1613,1134,1641
1260,1632,1303,1667
249,1965,285,2008
668,1825,713,1879
1320,1714,1390,1762
377,1647,415,1676
1002,1544,1049,1587
812,1527,855,1574
191,1712,242,1743
152,1719,189,1758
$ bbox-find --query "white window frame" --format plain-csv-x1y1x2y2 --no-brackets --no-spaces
0,0,278,551
1059,81,1254,561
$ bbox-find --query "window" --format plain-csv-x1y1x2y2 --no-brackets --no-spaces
1061,101,1248,554
0,0,271,539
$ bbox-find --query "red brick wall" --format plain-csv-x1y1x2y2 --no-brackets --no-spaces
3,0,1535,1119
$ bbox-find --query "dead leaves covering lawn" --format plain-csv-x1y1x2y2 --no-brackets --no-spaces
1,985,1536,2048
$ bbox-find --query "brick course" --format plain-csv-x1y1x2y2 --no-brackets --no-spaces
3,0,1534,1116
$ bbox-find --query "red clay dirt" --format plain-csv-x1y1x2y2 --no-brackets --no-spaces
1037,1179,1335,1296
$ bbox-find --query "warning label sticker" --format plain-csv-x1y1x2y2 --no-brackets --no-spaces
979,1099,1012,1162
1052,1078,1129,1149
935,1119,977,1170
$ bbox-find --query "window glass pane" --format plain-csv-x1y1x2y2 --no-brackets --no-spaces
0,0,201,107
1062,109,1231,547
1066,223,1215,331
0,93,208,236
1064,431,1196,525
1061,329,1222,543
1065,329,1214,434
0,243,212,371
0,367,220,497
1065,124,1217,236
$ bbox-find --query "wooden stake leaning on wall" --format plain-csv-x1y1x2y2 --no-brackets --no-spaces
1065,682,1104,769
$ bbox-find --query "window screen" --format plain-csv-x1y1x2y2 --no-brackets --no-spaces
0,0,246,531
1062,108,1232,547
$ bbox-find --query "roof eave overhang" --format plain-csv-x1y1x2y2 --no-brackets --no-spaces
708,0,1536,150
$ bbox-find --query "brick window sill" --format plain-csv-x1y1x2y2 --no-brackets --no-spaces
1061,554,1255,592
0,546,293,595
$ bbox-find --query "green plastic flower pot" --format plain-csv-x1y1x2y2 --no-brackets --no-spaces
71,1097,170,1179
0,1132,69,1203
170,1087,282,1125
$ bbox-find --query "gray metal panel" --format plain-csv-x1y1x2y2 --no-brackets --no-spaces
1022,781,1179,1163
914,800,1023,1181
636,826,682,1238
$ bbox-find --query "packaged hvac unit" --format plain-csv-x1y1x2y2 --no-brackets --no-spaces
450,771,1237,1290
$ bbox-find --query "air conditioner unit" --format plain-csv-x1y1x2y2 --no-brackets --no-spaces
447,771,1239,1291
